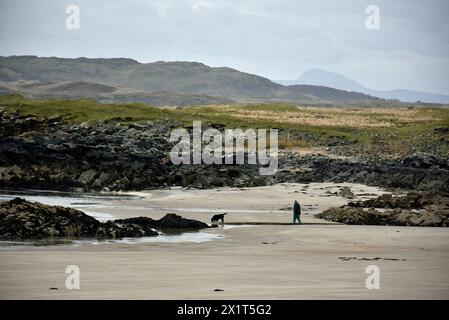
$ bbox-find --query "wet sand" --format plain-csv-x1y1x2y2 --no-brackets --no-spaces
0,183,448,299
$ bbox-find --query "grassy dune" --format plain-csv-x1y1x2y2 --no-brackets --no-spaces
1,95,448,156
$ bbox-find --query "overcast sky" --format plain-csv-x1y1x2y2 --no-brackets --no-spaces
0,0,448,94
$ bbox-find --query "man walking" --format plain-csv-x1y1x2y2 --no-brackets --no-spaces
293,200,301,224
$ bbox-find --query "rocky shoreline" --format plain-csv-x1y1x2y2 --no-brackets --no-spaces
1,110,448,194
275,150,449,193
317,192,449,227
0,197,210,240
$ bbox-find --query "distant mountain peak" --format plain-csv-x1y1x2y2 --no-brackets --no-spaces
276,69,449,104
298,69,368,93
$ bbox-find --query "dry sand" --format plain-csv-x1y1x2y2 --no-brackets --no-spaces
0,183,448,299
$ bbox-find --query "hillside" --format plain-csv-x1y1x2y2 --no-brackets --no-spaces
0,80,234,107
0,56,281,97
0,56,381,106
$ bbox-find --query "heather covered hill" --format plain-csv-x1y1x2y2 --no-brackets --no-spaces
0,56,379,105
0,56,283,97
0,80,234,106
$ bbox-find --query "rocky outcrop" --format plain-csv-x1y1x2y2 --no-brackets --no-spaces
349,191,446,209
401,152,447,169
156,214,210,229
0,111,262,191
0,197,99,239
316,192,449,227
115,214,209,230
0,198,212,240
276,153,449,193
94,221,157,239
0,110,448,193
317,206,449,227
0,198,158,240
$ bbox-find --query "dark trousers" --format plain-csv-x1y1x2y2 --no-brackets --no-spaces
293,213,301,224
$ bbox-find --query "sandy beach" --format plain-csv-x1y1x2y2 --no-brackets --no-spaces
1,183,448,299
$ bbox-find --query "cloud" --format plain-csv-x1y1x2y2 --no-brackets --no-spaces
0,0,448,94
192,1,213,10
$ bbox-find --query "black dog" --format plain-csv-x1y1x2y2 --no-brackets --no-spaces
211,213,227,223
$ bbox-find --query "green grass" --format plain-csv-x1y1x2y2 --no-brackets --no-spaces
240,103,300,113
0,94,171,123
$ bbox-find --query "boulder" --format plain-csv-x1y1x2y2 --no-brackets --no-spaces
401,152,440,169
0,197,100,239
157,213,209,229
115,214,209,230
95,221,158,239
77,169,97,185
434,126,449,133
337,186,354,199
114,216,158,235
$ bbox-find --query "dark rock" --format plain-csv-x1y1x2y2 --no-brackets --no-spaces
115,216,157,228
0,198,158,240
115,214,209,231
401,152,440,169
349,192,446,209
337,186,354,199
317,206,387,225
434,126,449,133
77,169,97,185
156,213,209,229
317,192,449,227
114,216,158,235
338,256,405,261
95,221,158,239
0,197,100,239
